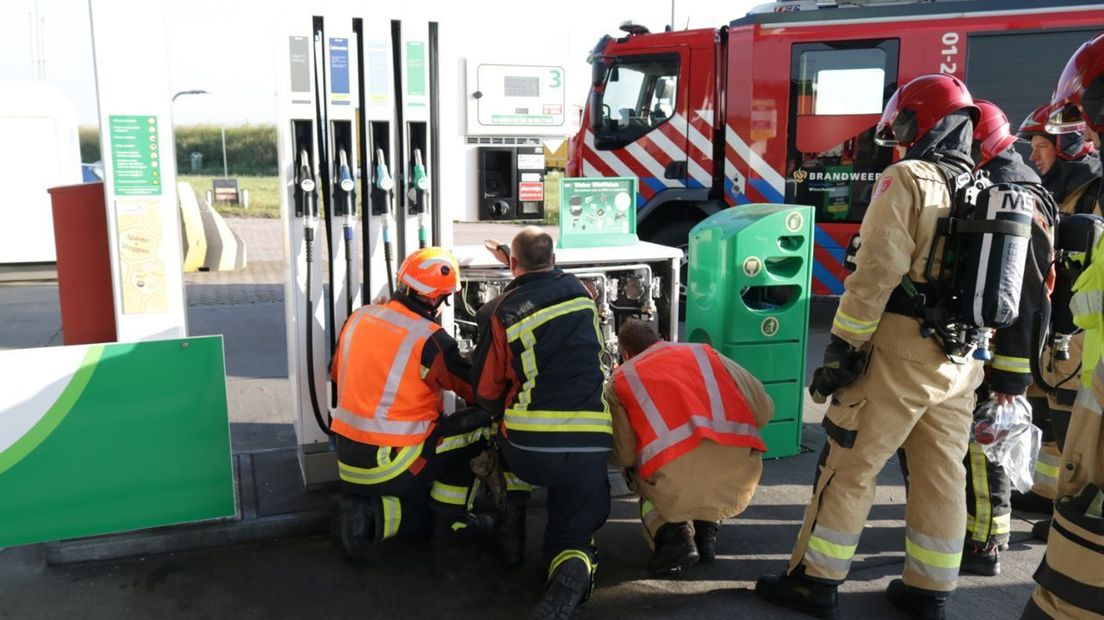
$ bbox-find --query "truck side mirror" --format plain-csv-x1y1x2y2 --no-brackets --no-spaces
589,90,603,132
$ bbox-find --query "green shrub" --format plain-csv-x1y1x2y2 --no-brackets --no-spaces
77,124,278,176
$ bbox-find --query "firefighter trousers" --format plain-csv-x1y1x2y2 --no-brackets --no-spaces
964,441,1013,548
335,408,493,542
499,435,610,579
787,315,984,593
1021,484,1104,619
1033,337,1083,500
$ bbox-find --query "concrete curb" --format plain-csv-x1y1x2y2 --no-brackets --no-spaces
178,182,208,272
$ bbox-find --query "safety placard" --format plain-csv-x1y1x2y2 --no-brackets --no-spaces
109,115,162,196
116,197,168,314
558,177,637,249
519,182,544,202
0,337,234,547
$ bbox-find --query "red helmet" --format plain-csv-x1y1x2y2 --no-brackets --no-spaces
1017,103,1095,161
397,247,460,301
1048,32,1104,133
875,74,980,148
973,100,1016,167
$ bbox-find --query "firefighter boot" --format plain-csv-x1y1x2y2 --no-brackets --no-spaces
1031,518,1051,542
330,495,376,561
960,542,1000,576
494,502,527,566
886,579,948,620
693,520,719,564
1011,490,1053,514
755,571,839,619
433,512,494,546
648,522,700,575
529,557,594,620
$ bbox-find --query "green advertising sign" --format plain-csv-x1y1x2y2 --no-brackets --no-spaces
558,177,638,249
109,115,163,196
0,337,234,547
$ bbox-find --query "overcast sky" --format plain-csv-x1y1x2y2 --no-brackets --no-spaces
0,0,760,126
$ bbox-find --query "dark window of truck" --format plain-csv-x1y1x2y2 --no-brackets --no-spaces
786,40,899,224
594,54,679,151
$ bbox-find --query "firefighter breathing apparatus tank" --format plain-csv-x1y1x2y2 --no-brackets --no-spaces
897,167,1034,361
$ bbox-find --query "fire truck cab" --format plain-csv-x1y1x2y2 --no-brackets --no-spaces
567,0,1104,295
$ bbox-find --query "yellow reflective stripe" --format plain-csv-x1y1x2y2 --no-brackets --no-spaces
905,537,962,569
430,481,469,506
832,310,879,335
991,355,1031,374
548,548,593,580
338,444,423,485
1035,459,1060,480
968,442,992,543
436,427,490,454
505,297,595,342
504,409,613,434
807,534,857,561
504,472,533,493
380,496,401,540
993,513,1011,535
516,331,539,410
467,479,481,511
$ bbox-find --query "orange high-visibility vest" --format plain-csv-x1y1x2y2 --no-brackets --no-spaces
330,299,443,446
612,342,765,479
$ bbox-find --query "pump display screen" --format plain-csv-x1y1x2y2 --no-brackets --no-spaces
468,62,566,135
504,76,540,98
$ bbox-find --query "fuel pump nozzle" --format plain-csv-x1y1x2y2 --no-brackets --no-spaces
375,148,396,295
296,148,331,436
410,148,430,249
336,149,357,316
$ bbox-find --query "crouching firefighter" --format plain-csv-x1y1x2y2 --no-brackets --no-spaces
329,247,494,558
960,100,1057,576
606,320,773,575
756,74,1033,620
1024,35,1104,618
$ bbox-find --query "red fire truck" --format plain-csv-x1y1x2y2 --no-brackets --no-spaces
566,0,1104,295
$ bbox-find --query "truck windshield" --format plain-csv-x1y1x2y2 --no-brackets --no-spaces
593,54,679,150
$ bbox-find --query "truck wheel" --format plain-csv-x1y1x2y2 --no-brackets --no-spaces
647,219,698,317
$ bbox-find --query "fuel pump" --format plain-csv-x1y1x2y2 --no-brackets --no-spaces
296,148,331,436
336,148,356,315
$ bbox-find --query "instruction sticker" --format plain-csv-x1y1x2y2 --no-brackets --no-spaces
109,115,162,196
328,38,350,105
743,256,762,277
406,41,426,102
115,197,167,314
760,317,780,337
366,40,390,106
519,182,544,202
785,211,803,232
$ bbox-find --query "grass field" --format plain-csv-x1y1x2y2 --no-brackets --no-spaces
178,175,282,219
176,174,561,225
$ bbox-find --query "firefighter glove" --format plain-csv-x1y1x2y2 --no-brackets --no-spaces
809,335,867,403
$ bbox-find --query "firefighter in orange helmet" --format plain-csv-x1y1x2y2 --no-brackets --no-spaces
756,74,987,620
607,320,773,575
329,247,493,559
1021,31,1104,620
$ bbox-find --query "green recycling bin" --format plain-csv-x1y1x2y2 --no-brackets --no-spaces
685,204,814,458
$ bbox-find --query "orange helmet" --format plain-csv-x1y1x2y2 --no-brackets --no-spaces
875,74,978,148
1048,32,1104,133
397,247,460,301
972,100,1016,168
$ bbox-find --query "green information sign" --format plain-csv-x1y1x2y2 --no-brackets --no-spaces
558,177,638,249
0,336,234,547
109,115,162,196
406,41,426,100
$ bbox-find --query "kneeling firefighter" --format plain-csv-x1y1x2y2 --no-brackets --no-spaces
756,74,1034,620
1022,32,1104,620
330,247,493,558
961,100,1057,576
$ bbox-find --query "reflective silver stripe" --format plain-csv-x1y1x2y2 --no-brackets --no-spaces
621,359,669,432
369,307,436,420
689,344,725,423
430,481,469,506
638,417,761,466
331,407,432,436
904,529,963,586
1076,386,1104,415
804,524,860,575
401,272,436,295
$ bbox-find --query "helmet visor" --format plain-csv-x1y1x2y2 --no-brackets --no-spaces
874,121,898,147
1047,102,1088,134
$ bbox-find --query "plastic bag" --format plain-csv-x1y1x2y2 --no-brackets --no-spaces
972,395,1042,493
